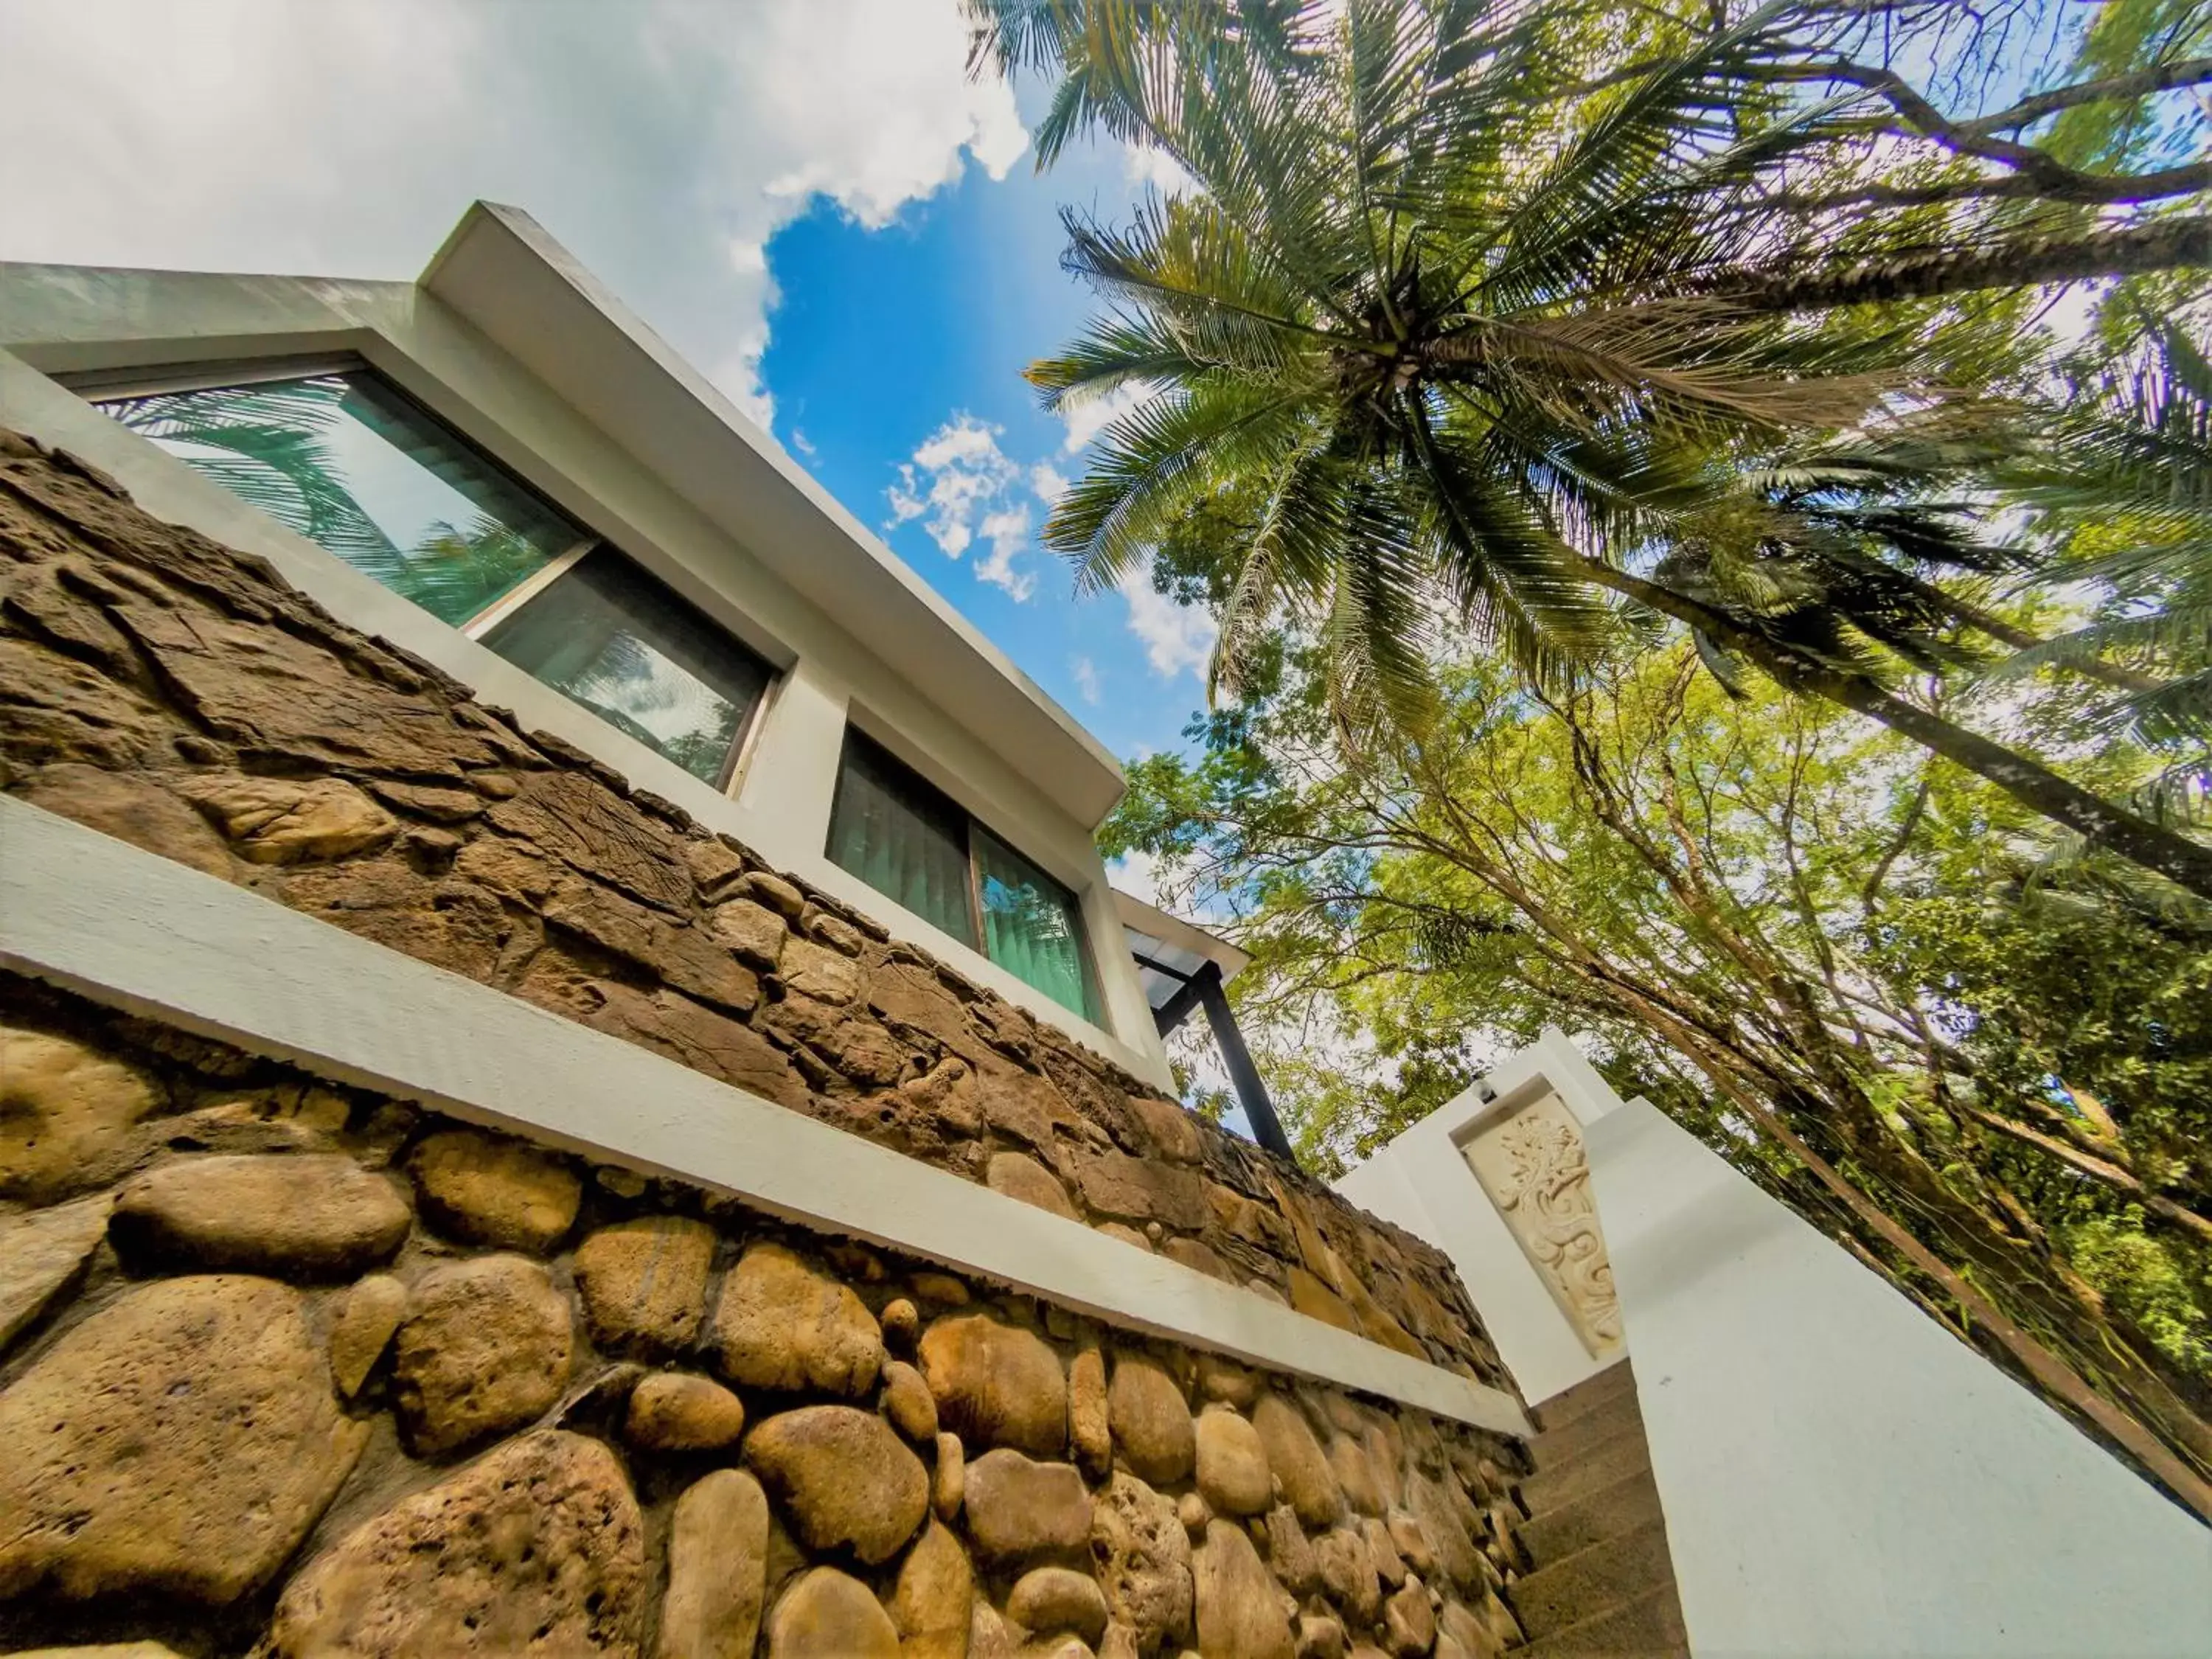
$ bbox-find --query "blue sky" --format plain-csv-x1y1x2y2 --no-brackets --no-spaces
0,0,1214,786
759,132,1211,767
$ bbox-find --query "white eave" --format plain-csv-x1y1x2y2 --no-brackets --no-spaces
417,203,1124,828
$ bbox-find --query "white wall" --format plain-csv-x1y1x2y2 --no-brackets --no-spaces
0,260,1169,1085
1585,1097,2212,1658
1335,1027,1629,1406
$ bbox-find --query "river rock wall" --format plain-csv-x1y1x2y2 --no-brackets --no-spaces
0,975,1533,1658
0,428,1500,1391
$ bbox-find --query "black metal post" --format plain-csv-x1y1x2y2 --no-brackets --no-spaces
1195,973,1297,1165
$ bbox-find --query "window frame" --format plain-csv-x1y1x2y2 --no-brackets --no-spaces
74,355,783,797
828,725,1107,1026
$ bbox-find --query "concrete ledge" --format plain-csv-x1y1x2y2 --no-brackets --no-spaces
0,795,1531,1439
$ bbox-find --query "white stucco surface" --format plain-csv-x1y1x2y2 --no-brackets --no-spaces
0,796,1531,1439
1585,1096,2212,1658
1335,1027,1628,1405
0,210,1169,1084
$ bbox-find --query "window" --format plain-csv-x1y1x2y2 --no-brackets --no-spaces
94,367,775,787
827,730,1102,1024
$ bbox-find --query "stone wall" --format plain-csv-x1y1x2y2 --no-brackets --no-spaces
0,975,1534,1658
0,428,1502,1388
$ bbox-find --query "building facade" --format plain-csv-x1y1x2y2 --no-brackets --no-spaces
0,206,1548,1658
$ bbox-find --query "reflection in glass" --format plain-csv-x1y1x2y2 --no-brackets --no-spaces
826,733,978,947
483,552,773,785
100,373,577,626
975,829,1100,1022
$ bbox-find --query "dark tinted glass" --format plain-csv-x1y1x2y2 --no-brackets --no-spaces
100,372,576,626
975,827,1101,1022
484,550,773,785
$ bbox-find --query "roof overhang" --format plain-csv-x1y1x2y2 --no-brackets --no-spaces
419,204,1124,827
1115,888,1250,1016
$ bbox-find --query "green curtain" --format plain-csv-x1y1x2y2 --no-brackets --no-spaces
974,828,1100,1023
827,734,978,948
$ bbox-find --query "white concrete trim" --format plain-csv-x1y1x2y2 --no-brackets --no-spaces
1334,1028,1631,1405
1585,1096,2212,1655
0,796,1530,1439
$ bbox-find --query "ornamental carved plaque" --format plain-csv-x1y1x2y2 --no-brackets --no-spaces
1461,1091,1624,1358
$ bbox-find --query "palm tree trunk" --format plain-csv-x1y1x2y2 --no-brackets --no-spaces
1714,215,2212,312
1575,558,2212,900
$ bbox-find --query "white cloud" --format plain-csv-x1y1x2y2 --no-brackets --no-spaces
1059,380,1160,453
1119,569,1217,681
1029,462,1072,507
0,0,1026,429
975,507,1036,600
886,414,1039,599
1071,655,1102,705
1124,142,1198,197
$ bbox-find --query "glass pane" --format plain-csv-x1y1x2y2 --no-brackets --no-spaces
974,827,1100,1023
98,372,577,626
827,734,978,947
483,550,772,785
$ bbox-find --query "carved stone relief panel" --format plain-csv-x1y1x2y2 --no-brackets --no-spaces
1461,1091,1624,1359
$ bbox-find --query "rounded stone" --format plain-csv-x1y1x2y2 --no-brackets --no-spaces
1382,1581,1436,1658
392,1253,574,1457
1091,1470,1194,1652
110,1153,410,1279
988,1150,1081,1220
0,1274,366,1604
1270,1505,1326,1601
0,1192,111,1355
1315,1528,1381,1624
627,1371,747,1453
1110,1355,1195,1486
1387,1512,1436,1579
266,1430,644,1656
1010,1567,1109,1645
883,1357,941,1441
769,1566,900,1659
712,1239,883,1399
1196,1408,1273,1517
1329,1435,1386,1518
574,1213,717,1354
1361,1516,1408,1589
1406,1475,1483,1593
745,1405,929,1565
892,1519,974,1659
1254,1394,1344,1529
933,1430,967,1522
1196,1354,1259,1410
659,1469,768,1659
880,1295,921,1349
327,1272,408,1397
0,1025,156,1202
919,1312,1068,1455
1298,1615,1349,1659
963,1449,1092,1563
1180,1491,1213,1543
1194,1518,1294,1659
1069,1347,1111,1477
408,1127,582,1253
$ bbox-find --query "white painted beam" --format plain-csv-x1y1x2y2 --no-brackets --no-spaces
0,796,1530,1438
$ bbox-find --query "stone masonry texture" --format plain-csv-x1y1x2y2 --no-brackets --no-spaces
0,428,1502,1387
0,427,1541,1655
0,975,1534,1658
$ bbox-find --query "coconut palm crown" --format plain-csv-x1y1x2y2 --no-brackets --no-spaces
971,0,2212,897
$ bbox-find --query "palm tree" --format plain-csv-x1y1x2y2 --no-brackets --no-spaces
970,0,2212,897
